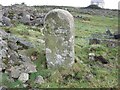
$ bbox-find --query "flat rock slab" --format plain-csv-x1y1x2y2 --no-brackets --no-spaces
44,9,74,69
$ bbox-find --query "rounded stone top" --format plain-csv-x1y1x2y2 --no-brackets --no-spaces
44,9,74,29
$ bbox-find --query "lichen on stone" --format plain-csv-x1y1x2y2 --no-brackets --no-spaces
44,9,74,69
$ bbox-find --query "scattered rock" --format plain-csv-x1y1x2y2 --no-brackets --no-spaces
0,22,3,26
85,73,94,81
2,16,12,26
0,62,6,72
0,38,7,49
8,35,19,43
20,14,31,25
8,35,34,49
23,84,28,88
18,73,29,83
19,55,31,62
31,17,44,26
8,41,18,50
88,53,95,61
17,38,34,49
8,50,20,63
0,29,8,39
0,29,36,84
35,75,45,84
1,49,7,58
37,39,45,44
23,62,37,73
0,5,3,19
0,86,7,90
10,66,21,79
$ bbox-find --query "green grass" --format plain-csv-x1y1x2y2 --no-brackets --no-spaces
0,11,118,88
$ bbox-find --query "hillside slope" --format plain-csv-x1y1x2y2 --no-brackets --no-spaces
0,6,119,88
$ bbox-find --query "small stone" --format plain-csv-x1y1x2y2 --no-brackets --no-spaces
37,39,45,44
18,73,29,83
19,55,31,62
10,66,21,79
8,41,18,50
8,50,20,62
8,60,14,65
17,38,34,48
35,75,44,84
23,84,28,88
2,16,12,26
0,22,2,26
0,86,7,90
0,29,8,39
8,35,19,43
21,14,31,25
88,53,95,61
85,74,93,81
0,5,3,22
23,62,37,73
0,62,6,72
1,49,7,58
0,67,2,72
0,39,7,50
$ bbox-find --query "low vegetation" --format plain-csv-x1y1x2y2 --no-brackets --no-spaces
0,8,119,88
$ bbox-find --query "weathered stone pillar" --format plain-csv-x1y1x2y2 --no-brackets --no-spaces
44,9,74,69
